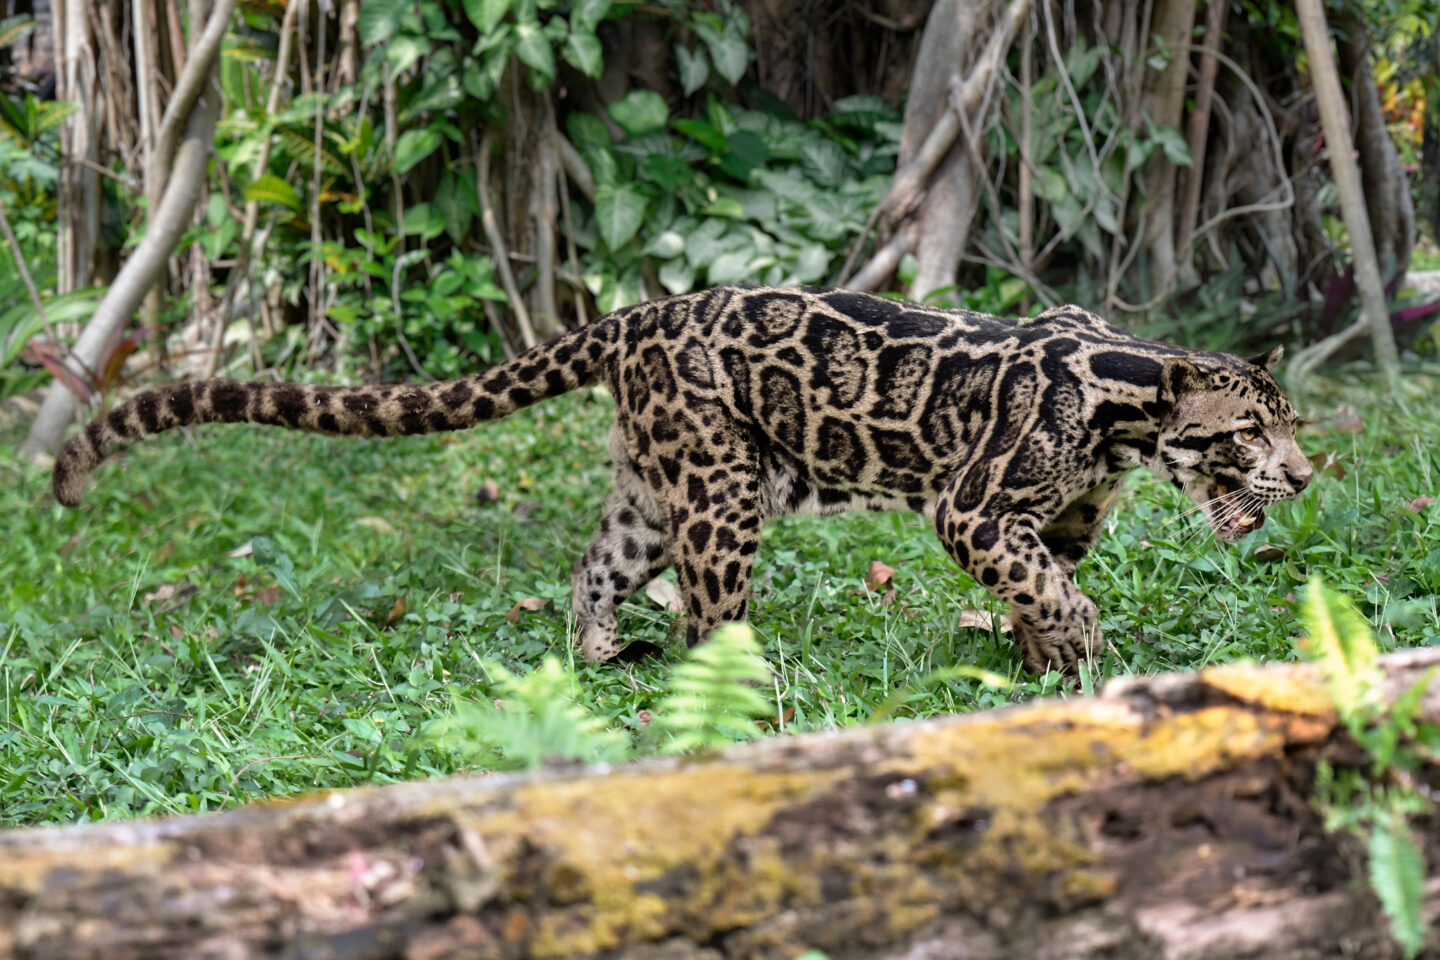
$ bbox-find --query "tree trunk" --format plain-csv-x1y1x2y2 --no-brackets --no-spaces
1424,24,1440,245
55,0,100,297
895,0,988,302
843,0,1027,297
1293,0,1401,380
4,651,1440,960
1337,11,1415,282
1174,0,1227,283
1138,0,1197,295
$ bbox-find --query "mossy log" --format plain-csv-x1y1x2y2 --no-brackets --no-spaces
5,652,1440,960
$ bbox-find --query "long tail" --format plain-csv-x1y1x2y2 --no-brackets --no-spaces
53,312,626,507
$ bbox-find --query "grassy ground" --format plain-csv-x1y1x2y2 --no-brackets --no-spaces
2,372,1439,825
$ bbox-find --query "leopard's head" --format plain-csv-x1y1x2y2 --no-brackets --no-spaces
1153,347,1312,542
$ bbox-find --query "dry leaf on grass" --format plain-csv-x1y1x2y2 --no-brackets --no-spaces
254,584,283,606
385,593,408,625
142,582,198,612
957,609,1012,634
644,577,684,612
1252,543,1286,562
1308,450,1346,481
1402,495,1436,514
506,597,549,624
864,560,895,591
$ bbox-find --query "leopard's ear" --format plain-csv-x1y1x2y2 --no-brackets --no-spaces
1248,346,1283,372
1159,357,1211,405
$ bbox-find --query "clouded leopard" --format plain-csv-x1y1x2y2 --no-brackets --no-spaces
54,286,1311,673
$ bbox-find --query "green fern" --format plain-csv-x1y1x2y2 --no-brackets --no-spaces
1300,579,1433,959
1301,577,1383,732
1368,811,1428,958
418,658,630,771
653,623,774,754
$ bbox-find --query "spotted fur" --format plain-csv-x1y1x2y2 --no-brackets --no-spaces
54,286,1312,672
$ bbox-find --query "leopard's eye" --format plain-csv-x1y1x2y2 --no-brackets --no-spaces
1235,427,1262,444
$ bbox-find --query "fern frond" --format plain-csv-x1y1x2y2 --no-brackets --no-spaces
655,623,773,754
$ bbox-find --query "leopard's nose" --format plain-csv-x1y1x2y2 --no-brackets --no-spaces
1285,462,1313,492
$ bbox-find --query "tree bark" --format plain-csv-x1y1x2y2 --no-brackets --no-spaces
55,0,101,298
1423,24,1440,246
1138,0,1196,296
1174,0,1228,282
4,651,1440,960
1292,0,1401,381
843,0,1028,297
20,0,234,458
1337,11,1415,282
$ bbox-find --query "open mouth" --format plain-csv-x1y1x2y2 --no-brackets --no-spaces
1207,478,1265,538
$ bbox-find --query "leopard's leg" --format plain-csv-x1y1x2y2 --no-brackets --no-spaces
663,428,763,648
1040,478,1124,578
572,460,672,663
936,479,1101,674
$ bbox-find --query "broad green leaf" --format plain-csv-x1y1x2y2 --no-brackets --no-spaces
695,20,749,85
799,139,846,187
699,196,745,219
644,230,685,260
673,118,727,154
1051,194,1084,238
394,127,442,175
684,218,736,267
1152,123,1192,167
897,252,919,286
786,242,829,285
1033,166,1067,203
513,22,555,82
829,94,895,131
563,33,602,77
607,90,668,137
462,0,511,34
402,203,445,240
205,192,229,228
1300,578,1381,727
676,44,709,96
1368,814,1427,958
245,173,301,210
566,111,618,186
593,182,647,249
0,287,102,367
718,129,769,181
467,29,513,99
641,153,693,191
404,72,465,120
570,0,611,33
357,0,407,46
433,174,473,243
1065,39,1103,90
386,34,430,75
706,247,754,285
658,257,695,295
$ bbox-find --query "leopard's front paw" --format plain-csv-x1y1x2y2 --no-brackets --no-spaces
1013,598,1101,675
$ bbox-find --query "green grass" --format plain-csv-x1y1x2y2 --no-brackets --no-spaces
2,373,1439,825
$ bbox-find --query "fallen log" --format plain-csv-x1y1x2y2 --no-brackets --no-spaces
4,651,1440,960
